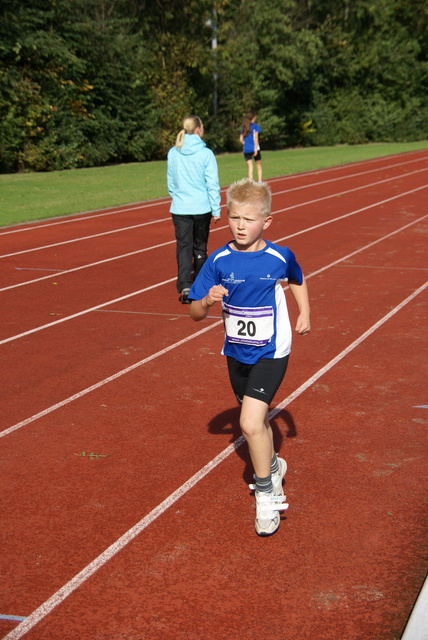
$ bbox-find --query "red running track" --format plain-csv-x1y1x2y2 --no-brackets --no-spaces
1,150,427,640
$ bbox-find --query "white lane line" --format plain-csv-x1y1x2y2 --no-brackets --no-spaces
269,156,428,194
0,319,222,438
338,265,428,271
1,213,427,435
0,199,171,236
401,574,428,640
267,150,428,185
1,210,426,346
0,276,175,346
273,176,428,220
0,239,175,292
272,280,427,415
3,280,426,640
2,177,426,292
95,309,206,318
280,214,428,274
1,149,425,236
1,164,427,260
14,267,63,272
304,215,427,279
0,216,172,259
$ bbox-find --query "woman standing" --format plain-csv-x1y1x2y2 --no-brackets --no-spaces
239,110,263,181
167,115,221,304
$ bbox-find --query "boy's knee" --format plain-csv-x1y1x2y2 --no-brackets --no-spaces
240,416,262,439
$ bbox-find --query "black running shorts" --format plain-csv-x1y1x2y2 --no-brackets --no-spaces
244,150,262,162
226,355,289,405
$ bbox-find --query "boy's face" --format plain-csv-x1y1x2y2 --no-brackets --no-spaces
228,202,272,251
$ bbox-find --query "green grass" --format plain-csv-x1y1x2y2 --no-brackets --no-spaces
1,141,427,227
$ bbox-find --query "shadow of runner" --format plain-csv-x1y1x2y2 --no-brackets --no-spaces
207,406,297,484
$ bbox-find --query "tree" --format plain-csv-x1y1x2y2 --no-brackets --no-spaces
0,0,427,171
309,0,428,144
216,0,322,149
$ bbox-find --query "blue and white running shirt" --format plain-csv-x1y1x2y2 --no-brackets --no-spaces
189,240,303,364
241,123,261,154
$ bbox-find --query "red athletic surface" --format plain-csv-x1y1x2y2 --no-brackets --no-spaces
1,151,427,640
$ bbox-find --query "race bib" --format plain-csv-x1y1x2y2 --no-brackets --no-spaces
223,302,274,346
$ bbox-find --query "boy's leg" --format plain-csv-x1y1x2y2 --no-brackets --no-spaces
240,398,286,488
227,356,289,535
227,356,289,467
240,395,288,536
239,395,273,478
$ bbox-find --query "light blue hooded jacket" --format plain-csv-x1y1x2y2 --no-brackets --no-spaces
167,134,221,218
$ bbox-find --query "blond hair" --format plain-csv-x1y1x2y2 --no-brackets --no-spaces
226,178,271,218
175,115,203,148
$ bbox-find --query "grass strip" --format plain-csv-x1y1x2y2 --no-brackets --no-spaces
1,141,427,227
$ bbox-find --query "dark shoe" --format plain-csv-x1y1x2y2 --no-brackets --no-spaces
180,288,191,304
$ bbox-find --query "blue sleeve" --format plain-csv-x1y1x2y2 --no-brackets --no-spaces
287,249,303,285
204,150,221,218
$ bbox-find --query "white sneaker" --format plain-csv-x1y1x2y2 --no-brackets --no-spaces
272,457,287,497
255,490,289,536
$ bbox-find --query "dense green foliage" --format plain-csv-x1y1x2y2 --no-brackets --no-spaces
1,0,427,172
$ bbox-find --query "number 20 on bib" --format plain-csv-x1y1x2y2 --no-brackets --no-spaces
223,302,274,347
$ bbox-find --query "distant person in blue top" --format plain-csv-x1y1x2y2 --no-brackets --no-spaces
189,178,310,537
239,110,263,182
167,115,221,304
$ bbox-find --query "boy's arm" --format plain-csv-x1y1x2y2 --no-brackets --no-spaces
190,285,229,322
288,277,311,335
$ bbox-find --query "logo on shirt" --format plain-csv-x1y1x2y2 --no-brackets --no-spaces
222,272,245,284
260,273,278,281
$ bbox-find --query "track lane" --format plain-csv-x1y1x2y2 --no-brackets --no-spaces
1,148,425,245
1,170,427,337
1,224,425,562
1,152,426,258
0,211,426,430
1,277,426,640
1,153,426,297
1,152,427,640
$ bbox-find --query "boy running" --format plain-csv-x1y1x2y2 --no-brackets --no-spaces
189,178,310,536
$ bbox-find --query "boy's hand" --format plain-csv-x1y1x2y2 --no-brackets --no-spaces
295,314,311,335
190,285,228,321
205,285,229,307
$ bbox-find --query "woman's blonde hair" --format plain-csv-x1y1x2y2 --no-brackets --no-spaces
175,115,203,148
226,178,271,219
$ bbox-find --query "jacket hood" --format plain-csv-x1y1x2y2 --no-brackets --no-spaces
178,134,206,156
